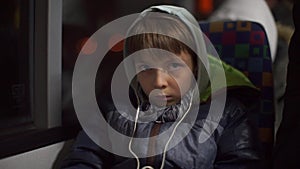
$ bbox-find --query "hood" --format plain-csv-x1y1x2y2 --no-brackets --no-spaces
208,0,278,62
201,54,258,102
124,5,212,104
124,5,257,105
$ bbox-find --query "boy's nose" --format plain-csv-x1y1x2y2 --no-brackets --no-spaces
152,69,169,89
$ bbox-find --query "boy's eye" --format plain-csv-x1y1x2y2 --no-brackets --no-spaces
136,64,151,72
167,63,184,71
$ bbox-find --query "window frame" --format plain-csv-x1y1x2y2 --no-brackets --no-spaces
0,0,79,159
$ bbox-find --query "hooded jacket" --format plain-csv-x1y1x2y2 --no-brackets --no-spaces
61,5,262,169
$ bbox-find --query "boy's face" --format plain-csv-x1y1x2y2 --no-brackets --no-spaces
135,51,195,106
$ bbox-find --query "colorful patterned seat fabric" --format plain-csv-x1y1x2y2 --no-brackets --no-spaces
199,20,274,167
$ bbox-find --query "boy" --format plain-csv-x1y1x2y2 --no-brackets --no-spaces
62,5,261,169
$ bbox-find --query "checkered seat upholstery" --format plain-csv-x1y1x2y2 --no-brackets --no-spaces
199,20,274,167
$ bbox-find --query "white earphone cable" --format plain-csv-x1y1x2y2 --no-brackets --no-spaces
129,91,194,169
128,90,142,169
159,92,193,169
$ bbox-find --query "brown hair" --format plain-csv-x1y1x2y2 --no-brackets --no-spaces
124,11,198,74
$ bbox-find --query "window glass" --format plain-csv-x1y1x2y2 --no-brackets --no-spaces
0,0,33,133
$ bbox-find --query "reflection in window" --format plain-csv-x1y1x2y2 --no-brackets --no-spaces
0,0,33,133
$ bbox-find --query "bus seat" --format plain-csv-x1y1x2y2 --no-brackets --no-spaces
199,20,274,168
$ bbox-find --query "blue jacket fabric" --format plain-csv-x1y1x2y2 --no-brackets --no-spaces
61,97,262,169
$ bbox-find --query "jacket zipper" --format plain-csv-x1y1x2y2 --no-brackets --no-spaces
146,123,162,166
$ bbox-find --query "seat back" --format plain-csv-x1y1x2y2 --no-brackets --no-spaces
200,20,274,167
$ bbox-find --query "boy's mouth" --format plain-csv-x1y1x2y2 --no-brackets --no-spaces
148,90,176,106
154,95,172,101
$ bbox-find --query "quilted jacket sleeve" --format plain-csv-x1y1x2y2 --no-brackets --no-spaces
60,131,113,169
214,98,263,169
